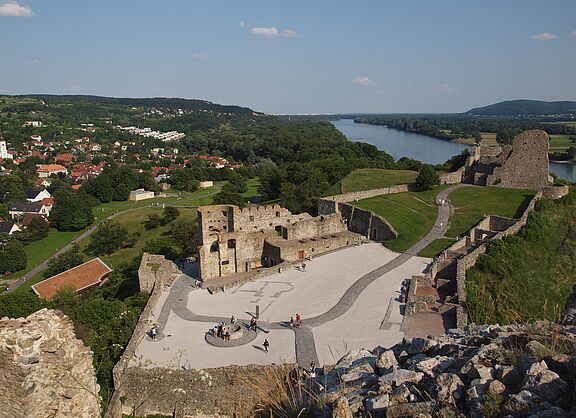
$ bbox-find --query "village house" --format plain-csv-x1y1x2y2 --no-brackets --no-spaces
9,202,51,218
0,221,21,235
37,164,68,178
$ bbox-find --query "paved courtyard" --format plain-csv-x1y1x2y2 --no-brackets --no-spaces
132,242,431,369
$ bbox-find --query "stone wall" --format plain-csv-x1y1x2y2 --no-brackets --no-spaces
138,253,180,293
337,202,398,241
111,364,293,417
0,309,101,417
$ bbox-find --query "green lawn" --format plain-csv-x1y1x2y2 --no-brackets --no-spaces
446,187,536,237
242,178,261,203
11,229,85,279
341,169,419,193
418,238,456,258
354,185,449,252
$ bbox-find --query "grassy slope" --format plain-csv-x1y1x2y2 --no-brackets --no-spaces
447,187,536,237
354,185,448,252
466,189,576,324
341,169,419,193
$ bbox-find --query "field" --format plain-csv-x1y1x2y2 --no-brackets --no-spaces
417,238,455,258
341,169,419,193
354,185,449,252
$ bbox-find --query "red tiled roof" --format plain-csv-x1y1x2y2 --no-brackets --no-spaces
39,198,53,206
37,164,67,173
21,213,48,227
71,184,82,190
31,258,112,300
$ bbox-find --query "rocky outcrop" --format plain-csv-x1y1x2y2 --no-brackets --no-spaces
0,309,100,418
321,322,576,417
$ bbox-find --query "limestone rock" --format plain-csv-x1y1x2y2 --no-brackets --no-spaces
433,373,464,404
0,309,101,418
527,340,555,359
413,355,455,376
365,393,390,413
385,401,435,418
340,362,376,384
375,349,398,375
523,368,568,402
332,396,353,418
487,379,506,395
379,369,424,387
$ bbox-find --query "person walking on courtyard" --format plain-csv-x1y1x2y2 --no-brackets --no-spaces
302,263,306,272
289,317,294,328
151,326,158,341
230,315,236,324
296,313,301,327
263,339,269,352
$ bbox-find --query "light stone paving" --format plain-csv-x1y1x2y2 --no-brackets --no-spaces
186,243,398,321
132,311,296,369
131,184,469,370
313,256,430,365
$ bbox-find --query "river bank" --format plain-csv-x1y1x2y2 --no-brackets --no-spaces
333,119,575,182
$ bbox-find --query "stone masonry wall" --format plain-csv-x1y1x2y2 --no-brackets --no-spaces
138,253,180,293
0,309,101,418
337,202,398,241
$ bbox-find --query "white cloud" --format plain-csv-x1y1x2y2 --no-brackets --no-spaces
430,82,456,93
352,77,378,86
192,53,205,59
250,26,279,38
238,20,246,28
0,1,34,17
282,29,301,38
531,32,558,41
63,84,84,93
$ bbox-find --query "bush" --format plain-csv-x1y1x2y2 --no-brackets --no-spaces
86,222,128,255
414,165,440,191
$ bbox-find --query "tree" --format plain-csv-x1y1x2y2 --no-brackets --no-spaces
0,241,27,273
212,186,246,208
226,172,248,193
50,189,93,231
162,206,180,225
143,214,162,230
414,165,440,191
27,216,50,241
473,131,482,145
86,222,128,255
566,147,576,160
44,248,84,278
0,292,47,319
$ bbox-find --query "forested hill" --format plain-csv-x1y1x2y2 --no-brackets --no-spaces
12,94,259,116
466,100,576,116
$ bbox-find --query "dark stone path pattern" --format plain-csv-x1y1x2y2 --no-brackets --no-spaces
152,185,471,368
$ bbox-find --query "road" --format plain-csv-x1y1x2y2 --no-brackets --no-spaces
6,186,222,293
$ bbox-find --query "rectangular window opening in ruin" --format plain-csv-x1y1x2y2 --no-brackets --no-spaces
221,260,229,265
276,212,280,217
222,211,227,216
250,215,254,221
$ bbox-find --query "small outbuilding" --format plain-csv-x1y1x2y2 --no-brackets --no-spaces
129,188,155,201
31,258,113,300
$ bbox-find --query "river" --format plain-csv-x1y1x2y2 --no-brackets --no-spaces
332,119,575,182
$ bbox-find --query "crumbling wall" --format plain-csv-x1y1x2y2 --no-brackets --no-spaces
337,202,398,241
0,309,101,418
139,253,180,293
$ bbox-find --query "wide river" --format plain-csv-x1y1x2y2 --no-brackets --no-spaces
332,119,575,182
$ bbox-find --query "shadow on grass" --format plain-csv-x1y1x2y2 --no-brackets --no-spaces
514,193,537,218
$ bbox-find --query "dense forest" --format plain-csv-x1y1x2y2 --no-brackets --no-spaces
466,99,576,116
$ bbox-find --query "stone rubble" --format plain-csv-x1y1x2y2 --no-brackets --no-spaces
320,322,576,417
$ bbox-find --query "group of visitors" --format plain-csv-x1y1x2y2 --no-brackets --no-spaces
437,198,448,206
400,280,409,303
150,326,159,341
289,313,302,328
213,322,230,340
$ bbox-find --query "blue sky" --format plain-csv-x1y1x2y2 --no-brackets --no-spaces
1,0,575,113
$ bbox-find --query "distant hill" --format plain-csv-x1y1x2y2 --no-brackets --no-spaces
466,100,576,116
17,94,260,115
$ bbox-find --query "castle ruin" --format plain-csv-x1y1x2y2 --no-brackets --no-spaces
197,204,359,281
464,130,552,190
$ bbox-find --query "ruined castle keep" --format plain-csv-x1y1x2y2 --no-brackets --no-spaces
465,130,551,190
197,204,358,281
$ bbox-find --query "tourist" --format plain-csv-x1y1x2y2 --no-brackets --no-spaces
289,317,294,328
296,313,301,328
263,339,270,352
309,360,316,374
230,315,236,324
151,326,158,341
302,263,306,272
